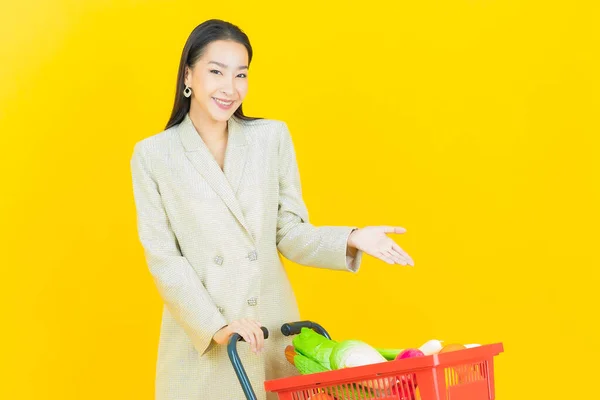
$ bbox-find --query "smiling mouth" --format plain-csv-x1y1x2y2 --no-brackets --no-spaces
212,98,235,106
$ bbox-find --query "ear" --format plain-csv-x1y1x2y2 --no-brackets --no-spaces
184,66,191,86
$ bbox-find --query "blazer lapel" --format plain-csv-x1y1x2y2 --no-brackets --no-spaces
223,116,249,197
178,113,253,241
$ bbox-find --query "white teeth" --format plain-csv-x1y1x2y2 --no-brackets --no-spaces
214,98,233,106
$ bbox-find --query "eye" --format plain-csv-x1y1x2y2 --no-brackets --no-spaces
237,73,247,78
210,69,222,75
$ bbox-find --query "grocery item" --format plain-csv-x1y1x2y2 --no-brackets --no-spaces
330,340,387,370
395,348,425,359
439,343,466,353
376,347,405,360
418,339,444,356
293,328,337,370
284,345,329,375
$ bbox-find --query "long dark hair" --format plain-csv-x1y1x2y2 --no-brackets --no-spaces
165,19,261,130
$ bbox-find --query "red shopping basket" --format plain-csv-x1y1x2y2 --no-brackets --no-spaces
228,321,504,400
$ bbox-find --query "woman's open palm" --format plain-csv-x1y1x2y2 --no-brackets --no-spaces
349,226,414,266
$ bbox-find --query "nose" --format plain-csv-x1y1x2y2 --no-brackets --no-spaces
220,78,235,97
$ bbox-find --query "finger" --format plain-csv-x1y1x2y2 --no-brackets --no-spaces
388,249,409,265
377,251,395,265
241,320,258,352
386,249,407,265
391,243,412,261
236,327,253,348
381,226,407,234
250,320,263,336
254,324,265,352
242,319,260,352
394,227,407,234
386,246,409,263
252,321,265,352
239,321,256,341
238,327,254,347
250,324,262,353
392,243,414,266
246,320,261,352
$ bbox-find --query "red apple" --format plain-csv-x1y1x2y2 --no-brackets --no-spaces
396,348,425,360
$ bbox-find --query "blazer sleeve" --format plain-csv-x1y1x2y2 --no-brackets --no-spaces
275,122,363,272
130,142,227,356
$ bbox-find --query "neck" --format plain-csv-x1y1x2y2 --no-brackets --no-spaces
188,104,228,143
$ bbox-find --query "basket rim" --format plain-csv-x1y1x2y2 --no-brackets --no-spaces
264,342,503,393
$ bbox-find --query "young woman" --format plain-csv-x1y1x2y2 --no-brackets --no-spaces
130,19,414,400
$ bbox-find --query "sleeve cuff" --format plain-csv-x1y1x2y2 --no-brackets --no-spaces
344,227,362,273
193,312,228,356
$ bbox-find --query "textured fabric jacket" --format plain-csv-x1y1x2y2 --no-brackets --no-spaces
130,113,363,399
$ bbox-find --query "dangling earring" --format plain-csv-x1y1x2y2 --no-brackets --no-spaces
183,85,192,98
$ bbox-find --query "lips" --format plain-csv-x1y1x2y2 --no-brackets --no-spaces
212,97,235,110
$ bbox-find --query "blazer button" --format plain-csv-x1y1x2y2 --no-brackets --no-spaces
214,255,224,266
217,306,224,314
247,297,258,306
247,250,258,261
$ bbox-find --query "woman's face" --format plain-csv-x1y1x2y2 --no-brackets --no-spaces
185,40,249,123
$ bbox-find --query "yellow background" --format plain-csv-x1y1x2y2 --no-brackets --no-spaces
1,1,598,399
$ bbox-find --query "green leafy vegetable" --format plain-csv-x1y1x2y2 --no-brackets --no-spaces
292,328,338,370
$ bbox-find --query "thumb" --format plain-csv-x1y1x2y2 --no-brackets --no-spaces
381,226,407,234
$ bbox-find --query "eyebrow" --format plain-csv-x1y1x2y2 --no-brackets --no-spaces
208,61,248,70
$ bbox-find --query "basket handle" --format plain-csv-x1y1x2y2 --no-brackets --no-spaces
281,320,331,339
227,326,269,400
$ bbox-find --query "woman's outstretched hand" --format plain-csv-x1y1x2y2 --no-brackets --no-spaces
348,226,414,266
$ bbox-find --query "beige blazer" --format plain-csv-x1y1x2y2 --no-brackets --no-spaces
130,113,363,400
